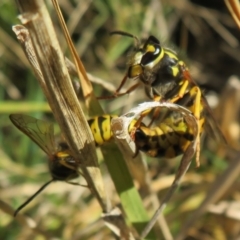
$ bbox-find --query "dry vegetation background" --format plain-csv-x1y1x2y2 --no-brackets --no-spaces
0,0,240,239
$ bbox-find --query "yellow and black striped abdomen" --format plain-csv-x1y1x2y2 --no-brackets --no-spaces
88,115,118,146
134,116,194,159
87,113,199,160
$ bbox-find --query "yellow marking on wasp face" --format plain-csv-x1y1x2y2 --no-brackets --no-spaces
129,64,143,78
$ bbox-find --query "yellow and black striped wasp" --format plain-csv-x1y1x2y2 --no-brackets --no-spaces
96,31,226,238
89,113,195,163
100,31,226,167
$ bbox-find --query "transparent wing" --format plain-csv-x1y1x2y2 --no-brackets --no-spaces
181,67,226,144
201,96,227,144
9,114,56,155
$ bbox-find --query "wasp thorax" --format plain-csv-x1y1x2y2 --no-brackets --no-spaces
49,155,78,180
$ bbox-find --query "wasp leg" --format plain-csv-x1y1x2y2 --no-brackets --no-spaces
97,73,141,100
115,73,128,92
132,95,162,130
97,82,141,100
130,97,163,139
169,83,202,167
170,79,190,103
131,96,161,130
187,86,202,167
66,180,88,187
147,107,161,127
172,83,202,167
142,95,163,127
168,62,191,104
130,110,154,142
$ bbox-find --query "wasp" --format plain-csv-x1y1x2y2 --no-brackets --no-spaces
10,114,123,216
89,113,196,162
100,31,226,167
98,31,226,237
10,114,84,216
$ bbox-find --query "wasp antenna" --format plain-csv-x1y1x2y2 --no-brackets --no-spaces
110,30,140,46
14,179,55,217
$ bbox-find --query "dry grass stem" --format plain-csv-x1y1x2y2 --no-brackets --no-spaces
15,0,107,211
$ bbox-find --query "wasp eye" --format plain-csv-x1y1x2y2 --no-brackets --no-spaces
141,46,161,66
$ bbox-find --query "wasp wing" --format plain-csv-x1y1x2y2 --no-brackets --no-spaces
9,114,56,155
181,68,227,144
201,97,227,144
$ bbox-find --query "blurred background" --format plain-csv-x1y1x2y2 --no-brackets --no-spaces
0,0,239,239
